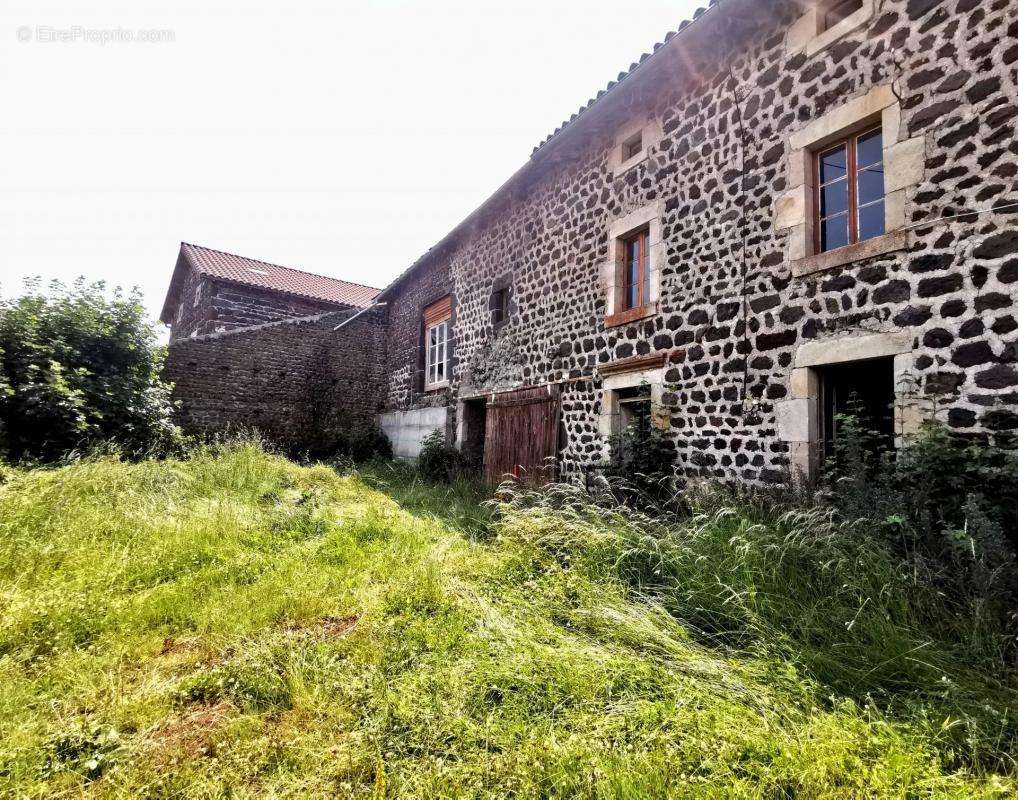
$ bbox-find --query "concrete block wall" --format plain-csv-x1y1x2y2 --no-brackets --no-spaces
379,407,450,459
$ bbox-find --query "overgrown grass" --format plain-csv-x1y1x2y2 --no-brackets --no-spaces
0,442,1014,797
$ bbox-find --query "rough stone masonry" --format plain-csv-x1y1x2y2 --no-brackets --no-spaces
165,0,1018,483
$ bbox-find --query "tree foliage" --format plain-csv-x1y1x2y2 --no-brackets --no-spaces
0,279,179,462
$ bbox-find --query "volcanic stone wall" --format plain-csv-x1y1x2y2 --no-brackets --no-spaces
384,0,1018,483
169,269,348,341
166,308,387,453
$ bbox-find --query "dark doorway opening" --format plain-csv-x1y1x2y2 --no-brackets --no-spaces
818,356,895,459
615,385,653,461
461,398,487,474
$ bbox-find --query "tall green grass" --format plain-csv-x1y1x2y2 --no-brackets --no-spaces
496,480,1017,773
0,442,1014,797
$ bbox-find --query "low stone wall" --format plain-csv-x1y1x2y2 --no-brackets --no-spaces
165,308,387,454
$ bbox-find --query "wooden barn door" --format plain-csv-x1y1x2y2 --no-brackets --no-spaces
483,386,561,486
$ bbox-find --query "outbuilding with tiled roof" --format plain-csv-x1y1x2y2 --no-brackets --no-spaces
160,242,379,340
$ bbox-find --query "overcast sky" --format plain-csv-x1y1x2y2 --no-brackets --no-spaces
2,0,701,326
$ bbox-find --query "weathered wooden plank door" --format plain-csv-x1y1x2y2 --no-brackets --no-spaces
483,386,561,485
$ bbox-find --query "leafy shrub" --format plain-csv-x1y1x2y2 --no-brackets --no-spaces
416,429,464,483
0,279,180,462
825,409,1018,649
346,425,392,462
599,393,680,507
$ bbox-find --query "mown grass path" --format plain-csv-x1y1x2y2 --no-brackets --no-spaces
0,445,1013,798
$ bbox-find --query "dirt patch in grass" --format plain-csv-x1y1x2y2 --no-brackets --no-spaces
320,615,358,637
148,702,233,765
282,615,358,639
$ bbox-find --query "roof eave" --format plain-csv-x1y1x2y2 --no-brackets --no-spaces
376,0,741,301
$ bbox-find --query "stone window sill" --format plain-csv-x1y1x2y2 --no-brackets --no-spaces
605,303,657,328
792,230,910,278
424,381,449,393
612,152,649,177
785,1,875,59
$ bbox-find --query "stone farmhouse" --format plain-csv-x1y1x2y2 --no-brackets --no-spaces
164,0,1018,484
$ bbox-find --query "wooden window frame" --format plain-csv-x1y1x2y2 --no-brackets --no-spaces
425,319,449,390
619,228,650,312
813,124,884,255
422,295,452,391
621,131,644,162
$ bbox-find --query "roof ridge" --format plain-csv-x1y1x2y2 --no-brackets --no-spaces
531,1,721,155
180,241,381,292
380,0,729,299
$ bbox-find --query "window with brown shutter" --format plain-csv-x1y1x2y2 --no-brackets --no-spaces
422,295,452,390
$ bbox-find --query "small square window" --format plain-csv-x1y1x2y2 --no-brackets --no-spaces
614,385,653,460
821,0,863,31
621,131,643,162
616,386,652,433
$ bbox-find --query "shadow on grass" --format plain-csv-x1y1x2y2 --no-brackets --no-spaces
356,460,494,540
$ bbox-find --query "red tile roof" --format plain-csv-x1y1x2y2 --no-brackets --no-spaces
180,242,379,308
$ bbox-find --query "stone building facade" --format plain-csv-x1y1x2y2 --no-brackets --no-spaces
166,0,1018,484
373,0,1018,483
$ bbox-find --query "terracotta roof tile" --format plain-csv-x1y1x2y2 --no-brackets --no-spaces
180,243,380,309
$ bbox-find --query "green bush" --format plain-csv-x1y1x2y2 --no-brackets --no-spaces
416,429,464,483
0,279,180,462
599,391,680,508
346,424,392,462
825,409,1018,651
